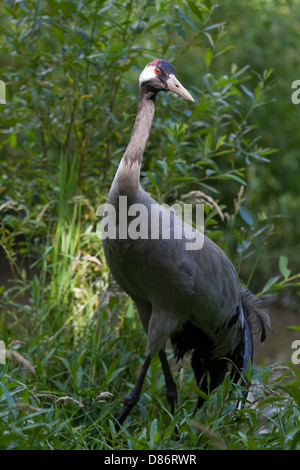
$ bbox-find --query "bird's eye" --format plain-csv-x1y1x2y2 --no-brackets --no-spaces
154,68,161,75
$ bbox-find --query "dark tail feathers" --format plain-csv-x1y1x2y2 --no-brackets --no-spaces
231,289,271,403
241,288,272,343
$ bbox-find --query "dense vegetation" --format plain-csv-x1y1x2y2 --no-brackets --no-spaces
0,0,299,450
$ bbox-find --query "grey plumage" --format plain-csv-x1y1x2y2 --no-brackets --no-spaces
102,59,271,428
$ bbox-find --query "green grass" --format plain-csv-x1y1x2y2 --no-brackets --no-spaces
1,346,300,449
1,244,300,450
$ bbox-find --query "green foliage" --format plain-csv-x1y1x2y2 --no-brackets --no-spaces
0,0,299,450
1,349,300,449
214,0,300,277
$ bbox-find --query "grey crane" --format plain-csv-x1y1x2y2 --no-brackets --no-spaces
102,59,270,429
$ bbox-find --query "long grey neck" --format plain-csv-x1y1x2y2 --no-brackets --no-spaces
110,87,157,200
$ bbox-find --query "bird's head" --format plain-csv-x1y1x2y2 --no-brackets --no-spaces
139,59,194,102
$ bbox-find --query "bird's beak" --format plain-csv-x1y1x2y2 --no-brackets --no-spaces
167,74,195,102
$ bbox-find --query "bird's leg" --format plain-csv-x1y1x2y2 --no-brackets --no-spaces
159,350,178,415
115,355,151,431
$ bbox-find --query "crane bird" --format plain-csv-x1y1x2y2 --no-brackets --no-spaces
102,59,270,428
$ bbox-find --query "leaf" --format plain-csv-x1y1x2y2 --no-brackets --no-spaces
287,325,300,332
144,20,165,33
263,68,273,80
239,206,254,226
51,24,64,43
105,356,126,384
204,132,213,156
186,0,204,22
9,133,17,148
258,148,279,156
218,172,246,185
216,135,226,150
204,48,211,67
155,0,161,12
190,384,209,401
262,275,281,292
222,372,231,399
254,81,263,99
233,64,250,78
149,419,158,448
279,256,291,280
125,300,135,319
259,396,286,405
80,94,93,100
214,45,235,58
288,430,300,450
240,84,254,101
0,383,18,419
157,160,168,175
284,380,300,407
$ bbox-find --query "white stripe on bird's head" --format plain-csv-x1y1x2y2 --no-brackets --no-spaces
139,65,156,86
